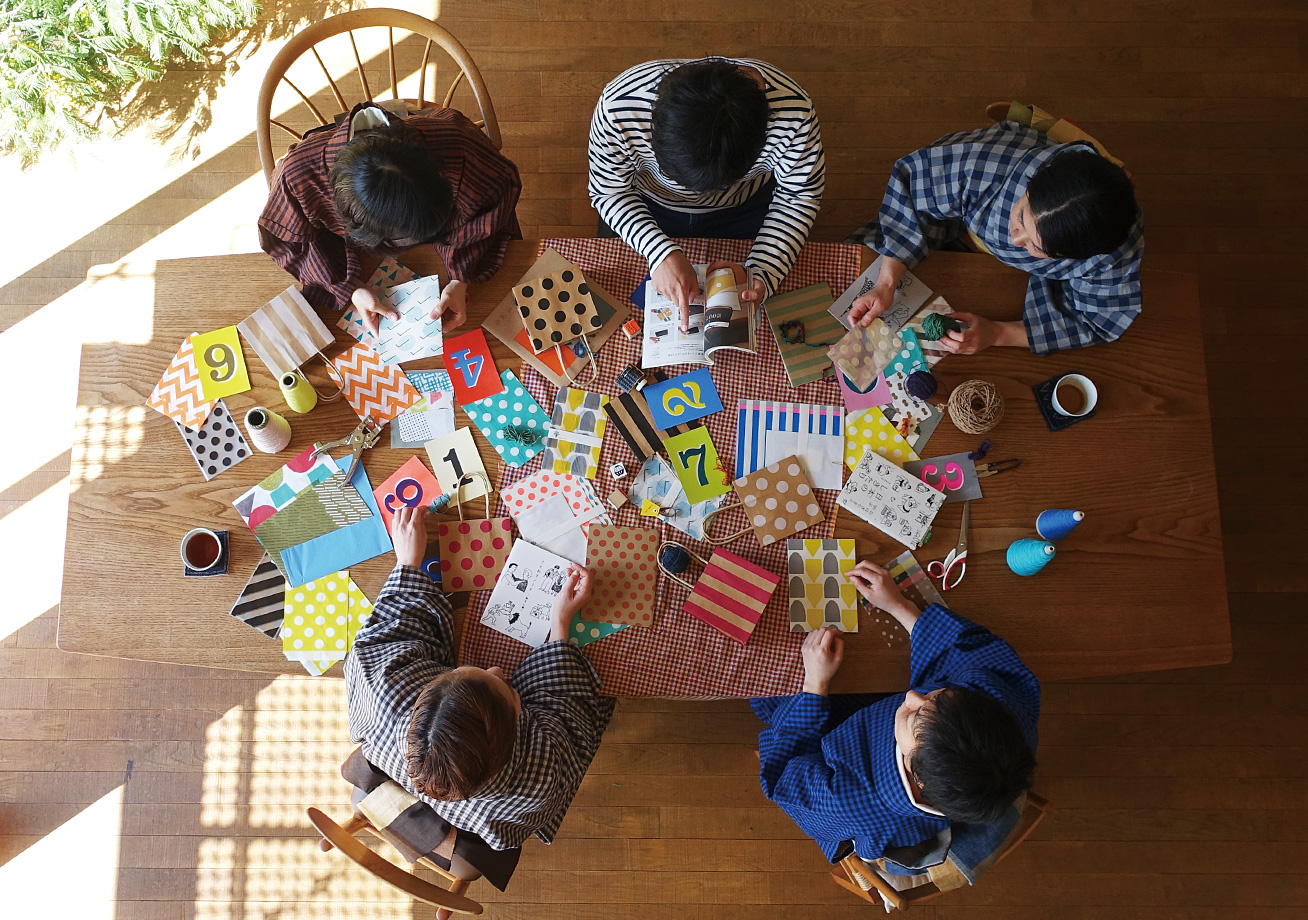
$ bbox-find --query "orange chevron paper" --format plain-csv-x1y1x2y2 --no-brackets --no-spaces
327,341,421,424
146,335,215,431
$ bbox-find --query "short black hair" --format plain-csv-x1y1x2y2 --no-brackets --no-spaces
1026,149,1138,260
650,58,769,192
330,119,453,253
911,687,1036,825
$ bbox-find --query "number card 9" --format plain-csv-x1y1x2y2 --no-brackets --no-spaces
662,426,731,505
190,326,251,400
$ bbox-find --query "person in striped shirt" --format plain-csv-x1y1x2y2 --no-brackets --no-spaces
259,102,522,334
589,58,825,329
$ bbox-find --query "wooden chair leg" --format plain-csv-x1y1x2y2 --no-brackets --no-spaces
320,812,369,852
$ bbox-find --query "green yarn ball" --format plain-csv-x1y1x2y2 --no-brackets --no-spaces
921,312,963,341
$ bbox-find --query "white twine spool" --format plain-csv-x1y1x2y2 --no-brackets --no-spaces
244,407,292,454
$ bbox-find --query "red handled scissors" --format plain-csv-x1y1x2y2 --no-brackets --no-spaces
927,501,969,590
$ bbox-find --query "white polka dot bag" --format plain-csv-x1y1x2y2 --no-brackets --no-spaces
702,455,826,547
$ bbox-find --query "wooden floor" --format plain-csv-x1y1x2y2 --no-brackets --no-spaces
2,0,1306,917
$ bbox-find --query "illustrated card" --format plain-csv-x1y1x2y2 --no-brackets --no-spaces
787,538,859,632
191,325,251,401
480,540,573,647
902,452,982,504
424,428,489,501
372,455,444,536
643,367,723,430
583,524,660,627
461,369,550,467
836,451,945,548
441,328,503,405
663,426,732,505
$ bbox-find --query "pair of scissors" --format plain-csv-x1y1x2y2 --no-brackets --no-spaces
975,458,1021,478
927,501,969,591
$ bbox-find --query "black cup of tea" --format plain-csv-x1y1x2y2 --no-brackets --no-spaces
180,528,223,572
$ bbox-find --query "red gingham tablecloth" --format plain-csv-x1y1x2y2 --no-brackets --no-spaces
460,237,862,698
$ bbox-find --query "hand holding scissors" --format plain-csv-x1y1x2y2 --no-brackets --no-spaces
927,501,969,590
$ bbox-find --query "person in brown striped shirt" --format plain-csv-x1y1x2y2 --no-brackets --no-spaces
259,102,522,333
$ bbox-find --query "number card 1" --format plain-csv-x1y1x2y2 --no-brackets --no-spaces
441,328,503,405
643,367,723,430
191,326,250,401
662,426,731,505
424,428,490,501
372,455,444,537
901,452,982,504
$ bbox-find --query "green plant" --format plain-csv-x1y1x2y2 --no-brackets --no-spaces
0,0,259,166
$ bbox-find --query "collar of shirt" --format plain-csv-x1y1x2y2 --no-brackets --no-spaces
894,742,946,818
348,103,391,140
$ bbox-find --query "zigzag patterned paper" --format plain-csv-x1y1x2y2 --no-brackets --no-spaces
147,335,215,431
327,341,421,424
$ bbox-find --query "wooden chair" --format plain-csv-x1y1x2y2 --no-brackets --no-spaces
307,806,483,916
256,7,502,184
831,792,1050,911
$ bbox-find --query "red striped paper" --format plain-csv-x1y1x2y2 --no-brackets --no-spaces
683,549,780,646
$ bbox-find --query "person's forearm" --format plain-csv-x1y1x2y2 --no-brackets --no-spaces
876,254,908,291
994,319,1029,348
801,675,830,696
884,597,920,636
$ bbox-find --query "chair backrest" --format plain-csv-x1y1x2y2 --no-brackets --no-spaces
256,8,502,184
832,792,1050,911
307,806,483,915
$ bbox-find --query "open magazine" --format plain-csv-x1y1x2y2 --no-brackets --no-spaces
642,263,758,368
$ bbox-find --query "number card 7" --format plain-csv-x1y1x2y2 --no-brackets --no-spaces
901,452,982,504
643,367,723,430
662,426,732,505
372,455,444,537
191,326,251,400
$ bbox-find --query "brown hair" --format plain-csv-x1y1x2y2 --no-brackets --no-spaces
405,670,517,800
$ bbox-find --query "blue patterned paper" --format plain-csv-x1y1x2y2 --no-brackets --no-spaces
643,367,724,430
461,370,550,467
886,327,929,377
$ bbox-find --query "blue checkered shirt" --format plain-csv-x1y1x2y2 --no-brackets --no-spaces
345,565,615,850
849,121,1144,355
754,604,1041,862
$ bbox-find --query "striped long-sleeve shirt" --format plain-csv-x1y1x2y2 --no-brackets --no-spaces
588,58,825,295
849,122,1144,355
345,565,615,850
259,104,522,312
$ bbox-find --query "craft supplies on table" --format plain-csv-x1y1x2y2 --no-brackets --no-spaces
280,570,373,676
764,282,842,386
1007,538,1056,576
736,401,845,490
705,456,825,547
239,285,337,382
480,541,572,647
461,369,550,467
925,502,970,590
947,379,1005,435
279,370,318,414
338,275,444,364
229,554,286,638
148,334,216,431
441,327,503,404
1037,509,1085,542
683,548,780,645
902,453,984,504
327,341,422,424
584,525,660,627
540,387,608,478
787,538,859,632
663,425,733,504
191,325,251,401
424,428,489,500
837,450,946,549
843,407,918,470
643,367,723,428
244,407,292,454
373,456,444,536
174,399,250,480
829,256,933,331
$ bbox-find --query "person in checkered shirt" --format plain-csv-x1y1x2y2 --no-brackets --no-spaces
847,120,1142,355
344,505,614,887
752,560,1040,865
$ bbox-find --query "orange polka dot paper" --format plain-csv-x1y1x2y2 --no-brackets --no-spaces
584,524,659,627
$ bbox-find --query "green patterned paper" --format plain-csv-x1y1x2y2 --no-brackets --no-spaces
765,283,843,386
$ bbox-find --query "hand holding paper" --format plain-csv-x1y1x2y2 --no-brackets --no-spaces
391,504,428,568
550,565,592,639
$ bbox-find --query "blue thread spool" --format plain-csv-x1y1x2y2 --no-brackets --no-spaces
659,544,692,575
1007,538,1056,576
905,370,938,400
1036,509,1084,542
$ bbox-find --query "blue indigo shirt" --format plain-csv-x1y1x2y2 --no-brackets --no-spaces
849,121,1144,355
754,604,1040,862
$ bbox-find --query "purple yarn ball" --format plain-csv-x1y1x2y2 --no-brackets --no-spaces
905,370,939,400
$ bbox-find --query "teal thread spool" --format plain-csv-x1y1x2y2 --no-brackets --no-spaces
1036,509,1084,542
1007,538,1056,576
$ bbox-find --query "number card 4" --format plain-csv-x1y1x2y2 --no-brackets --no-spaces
662,426,732,505
372,455,444,537
441,328,504,405
901,452,982,504
424,428,490,501
191,326,251,401
643,367,723,430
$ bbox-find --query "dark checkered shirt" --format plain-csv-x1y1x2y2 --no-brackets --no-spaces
755,605,1040,862
345,565,615,850
849,121,1144,354
259,104,522,311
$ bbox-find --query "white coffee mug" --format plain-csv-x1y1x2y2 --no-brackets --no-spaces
1051,374,1098,417
180,527,223,571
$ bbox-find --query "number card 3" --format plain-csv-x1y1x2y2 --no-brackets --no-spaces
901,452,982,504
643,367,723,430
662,426,731,505
191,325,251,401
441,328,503,405
372,455,444,537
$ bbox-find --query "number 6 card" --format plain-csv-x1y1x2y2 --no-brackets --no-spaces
372,455,444,537
662,426,731,504
191,326,250,400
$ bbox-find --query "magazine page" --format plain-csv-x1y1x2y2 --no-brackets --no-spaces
703,262,758,363
641,275,707,368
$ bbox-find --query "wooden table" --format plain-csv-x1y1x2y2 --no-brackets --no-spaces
59,245,1230,687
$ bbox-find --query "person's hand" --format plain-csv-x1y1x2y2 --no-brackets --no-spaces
550,564,593,631
351,286,399,337
931,313,1028,355
391,504,428,569
847,280,896,328
651,251,700,332
848,561,920,633
801,626,844,695
430,279,468,331
738,275,768,305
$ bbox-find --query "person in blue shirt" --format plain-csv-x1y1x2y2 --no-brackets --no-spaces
753,560,1040,864
846,120,1142,356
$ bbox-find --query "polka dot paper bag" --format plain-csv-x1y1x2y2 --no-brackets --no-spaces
707,456,825,547
583,524,659,627
438,516,514,592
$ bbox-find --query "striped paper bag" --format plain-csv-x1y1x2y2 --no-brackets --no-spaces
764,282,843,387
239,285,337,379
683,549,780,646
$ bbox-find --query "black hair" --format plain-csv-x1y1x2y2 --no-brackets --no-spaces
1026,149,1138,260
911,688,1036,825
650,58,769,192
330,119,453,253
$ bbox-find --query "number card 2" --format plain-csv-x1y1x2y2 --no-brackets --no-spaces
643,367,723,430
440,328,503,405
662,426,731,505
901,452,982,504
372,455,444,537
424,428,489,500
191,326,250,400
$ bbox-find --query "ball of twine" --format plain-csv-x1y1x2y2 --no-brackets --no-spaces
948,379,1005,434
